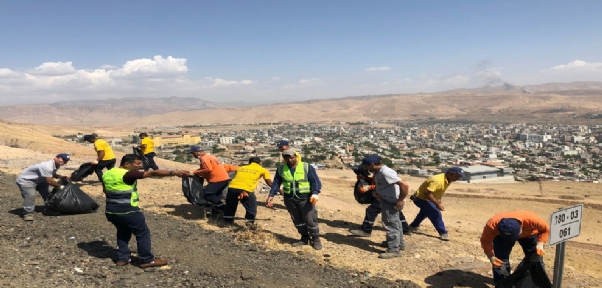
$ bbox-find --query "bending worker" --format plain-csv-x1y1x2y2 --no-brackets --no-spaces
480,210,550,284
408,167,464,241
137,133,159,171
267,149,323,250
84,134,117,182
102,154,189,268
223,157,272,224
189,146,230,217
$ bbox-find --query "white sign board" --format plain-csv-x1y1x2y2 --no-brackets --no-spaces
549,204,583,246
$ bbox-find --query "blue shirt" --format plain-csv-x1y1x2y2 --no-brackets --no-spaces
269,163,321,198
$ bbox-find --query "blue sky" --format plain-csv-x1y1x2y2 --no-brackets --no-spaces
0,1,601,105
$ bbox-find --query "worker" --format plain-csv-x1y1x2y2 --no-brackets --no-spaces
408,167,464,241
359,155,410,259
480,210,550,284
102,154,189,268
223,157,273,224
349,162,412,238
15,154,70,221
84,134,117,182
223,163,240,173
137,133,159,171
267,149,323,250
189,146,230,217
277,140,301,162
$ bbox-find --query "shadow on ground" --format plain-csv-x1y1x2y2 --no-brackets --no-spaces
424,269,493,288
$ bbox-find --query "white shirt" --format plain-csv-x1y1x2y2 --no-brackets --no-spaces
374,165,401,203
16,160,58,185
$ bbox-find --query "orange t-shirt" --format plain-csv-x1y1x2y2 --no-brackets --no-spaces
480,210,550,257
223,164,239,173
194,154,230,183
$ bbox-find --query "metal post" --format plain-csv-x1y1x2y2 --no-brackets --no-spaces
552,242,566,288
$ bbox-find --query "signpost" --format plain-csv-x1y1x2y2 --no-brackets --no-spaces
549,204,583,288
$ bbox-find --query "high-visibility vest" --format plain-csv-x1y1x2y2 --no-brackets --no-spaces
278,162,310,196
102,168,139,214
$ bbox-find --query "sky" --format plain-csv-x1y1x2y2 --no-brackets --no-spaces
0,0,601,105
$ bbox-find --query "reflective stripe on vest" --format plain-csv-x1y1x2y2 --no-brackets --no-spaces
102,168,139,208
278,162,310,195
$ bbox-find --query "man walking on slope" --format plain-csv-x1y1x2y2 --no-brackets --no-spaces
189,146,230,217
267,149,323,250
137,133,159,171
408,167,464,241
223,157,272,224
84,134,117,182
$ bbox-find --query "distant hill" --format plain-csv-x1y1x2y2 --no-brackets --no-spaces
1,81,602,127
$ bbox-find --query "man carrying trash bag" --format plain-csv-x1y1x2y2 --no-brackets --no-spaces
15,154,70,221
480,210,550,284
102,154,189,268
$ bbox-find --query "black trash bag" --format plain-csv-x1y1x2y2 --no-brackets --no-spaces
132,147,151,170
70,163,94,182
354,178,376,204
46,179,99,214
182,175,208,206
352,164,370,178
495,253,552,288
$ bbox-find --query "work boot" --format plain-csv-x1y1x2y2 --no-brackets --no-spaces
349,229,371,237
409,226,421,234
440,233,450,241
23,213,34,221
403,229,413,236
311,237,323,250
140,258,168,268
378,251,402,259
380,241,405,250
292,236,310,247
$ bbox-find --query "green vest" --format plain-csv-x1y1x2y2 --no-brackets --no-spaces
278,162,310,196
102,168,139,214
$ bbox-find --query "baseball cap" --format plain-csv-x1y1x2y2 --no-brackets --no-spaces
447,167,465,177
277,140,289,148
83,135,94,141
282,149,296,158
189,146,203,153
361,155,382,165
56,153,70,163
498,218,521,241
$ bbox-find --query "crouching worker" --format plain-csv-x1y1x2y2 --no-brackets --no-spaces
480,210,550,284
15,154,70,221
223,157,272,224
102,154,189,267
267,149,323,250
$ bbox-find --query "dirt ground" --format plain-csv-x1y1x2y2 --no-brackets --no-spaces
1,145,601,287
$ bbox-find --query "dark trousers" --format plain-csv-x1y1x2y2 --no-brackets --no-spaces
493,234,539,283
95,159,116,182
409,197,448,234
223,188,257,223
205,180,229,213
105,212,154,263
360,198,410,233
283,197,320,239
144,152,159,171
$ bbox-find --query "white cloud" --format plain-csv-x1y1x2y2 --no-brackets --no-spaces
100,65,118,70
266,77,281,83
205,77,255,87
282,78,324,90
534,60,602,83
475,68,503,85
366,66,391,72
443,75,470,85
546,60,602,71
29,61,77,76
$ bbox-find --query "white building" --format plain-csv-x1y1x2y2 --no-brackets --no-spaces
219,137,234,144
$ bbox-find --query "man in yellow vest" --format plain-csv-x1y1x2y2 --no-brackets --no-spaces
102,154,189,268
267,149,323,250
137,133,159,171
84,134,117,182
223,157,273,224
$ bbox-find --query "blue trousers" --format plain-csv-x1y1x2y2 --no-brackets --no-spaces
205,180,229,213
409,198,447,234
493,234,539,283
223,188,257,223
360,198,410,233
144,152,159,171
106,212,154,263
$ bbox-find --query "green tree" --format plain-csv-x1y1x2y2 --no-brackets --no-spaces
174,155,185,163
173,149,182,155
263,159,274,167
382,157,394,167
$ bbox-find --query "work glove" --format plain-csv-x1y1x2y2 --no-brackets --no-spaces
59,185,65,190
358,185,375,193
91,160,98,165
238,191,249,200
309,194,319,205
536,242,545,256
489,256,504,267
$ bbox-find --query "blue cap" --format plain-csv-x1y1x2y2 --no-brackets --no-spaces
498,218,521,241
189,145,203,153
447,167,465,177
83,135,94,141
277,140,289,148
361,155,382,165
56,153,70,163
